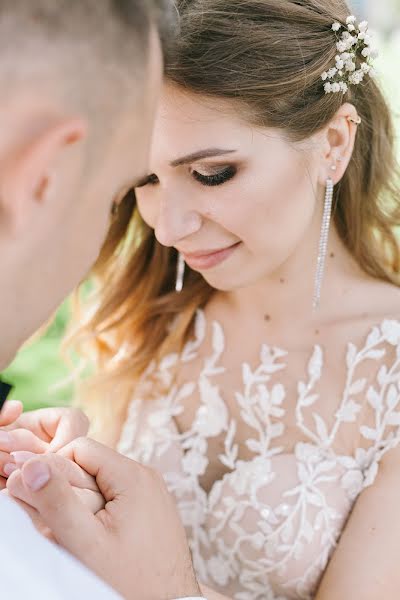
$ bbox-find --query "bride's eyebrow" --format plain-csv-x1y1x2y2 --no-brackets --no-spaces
169,148,237,167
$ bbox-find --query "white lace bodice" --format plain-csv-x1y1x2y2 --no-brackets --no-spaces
117,311,400,600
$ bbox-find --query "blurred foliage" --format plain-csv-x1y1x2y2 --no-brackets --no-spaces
2,300,74,411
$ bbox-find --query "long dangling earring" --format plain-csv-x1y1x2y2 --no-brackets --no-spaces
175,252,185,292
313,177,334,310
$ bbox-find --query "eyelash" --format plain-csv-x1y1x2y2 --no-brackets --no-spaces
191,166,237,187
138,166,237,189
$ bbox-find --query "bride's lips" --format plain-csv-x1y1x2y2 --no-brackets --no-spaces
181,242,241,270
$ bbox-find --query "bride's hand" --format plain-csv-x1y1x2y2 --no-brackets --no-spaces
0,404,89,486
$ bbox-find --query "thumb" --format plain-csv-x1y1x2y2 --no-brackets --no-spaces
7,457,102,560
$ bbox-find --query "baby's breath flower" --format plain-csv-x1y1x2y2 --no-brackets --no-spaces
345,59,356,72
322,15,377,95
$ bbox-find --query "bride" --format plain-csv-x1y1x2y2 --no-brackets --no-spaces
4,1,400,599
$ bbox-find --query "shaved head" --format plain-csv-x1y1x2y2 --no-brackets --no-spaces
0,0,173,119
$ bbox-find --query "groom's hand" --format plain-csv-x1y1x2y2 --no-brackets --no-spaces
4,451,105,539
6,438,201,600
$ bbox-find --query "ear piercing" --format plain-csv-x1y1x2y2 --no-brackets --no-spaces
331,155,343,172
347,115,362,125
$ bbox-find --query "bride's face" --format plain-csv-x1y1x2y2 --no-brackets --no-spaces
135,84,323,291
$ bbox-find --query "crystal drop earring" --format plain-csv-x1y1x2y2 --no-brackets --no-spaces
175,252,185,293
313,177,334,310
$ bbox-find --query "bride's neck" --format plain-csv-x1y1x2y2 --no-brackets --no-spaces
223,227,368,328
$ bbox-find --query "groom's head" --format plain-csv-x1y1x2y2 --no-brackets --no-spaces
0,0,167,362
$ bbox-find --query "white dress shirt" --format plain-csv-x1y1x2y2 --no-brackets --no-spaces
0,494,122,599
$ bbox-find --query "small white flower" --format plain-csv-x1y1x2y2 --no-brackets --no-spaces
347,23,355,32
362,47,371,57
358,31,366,40
332,22,341,32
349,71,363,85
341,52,351,60
342,31,351,40
335,59,344,70
346,15,356,24
359,20,369,32
339,82,349,93
327,67,337,78
364,33,372,45
336,40,347,53
321,71,328,81
338,70,344,76
345,59,356,72
361,62,370,72
324,82,332,94
331,82,341,93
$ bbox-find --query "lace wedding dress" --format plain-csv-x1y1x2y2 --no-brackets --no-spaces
118,310,400,600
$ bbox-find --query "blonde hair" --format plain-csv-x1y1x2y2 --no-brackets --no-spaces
69,0,400,436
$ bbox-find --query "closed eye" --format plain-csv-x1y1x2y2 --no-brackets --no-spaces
191,166,237,187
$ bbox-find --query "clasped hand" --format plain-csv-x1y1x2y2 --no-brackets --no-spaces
0,401,201,600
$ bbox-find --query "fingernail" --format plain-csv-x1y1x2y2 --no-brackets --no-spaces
11,451,37,466
3,463,18,477
22,461,51,492
0,432,12,449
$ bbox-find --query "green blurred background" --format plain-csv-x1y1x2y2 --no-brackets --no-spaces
2,1,400,411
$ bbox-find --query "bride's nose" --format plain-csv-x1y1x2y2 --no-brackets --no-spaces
154,196,202,248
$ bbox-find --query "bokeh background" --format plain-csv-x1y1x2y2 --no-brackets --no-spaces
2,0,400,411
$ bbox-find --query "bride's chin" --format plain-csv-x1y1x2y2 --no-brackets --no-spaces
199,273,244,292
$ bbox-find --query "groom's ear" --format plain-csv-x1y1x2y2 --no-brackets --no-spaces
0,117,88,235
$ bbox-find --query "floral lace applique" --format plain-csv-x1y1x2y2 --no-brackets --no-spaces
118,313,400,600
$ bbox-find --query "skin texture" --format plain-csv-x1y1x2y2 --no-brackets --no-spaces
0,31,161,370
4,83,400,600
0,31,202,600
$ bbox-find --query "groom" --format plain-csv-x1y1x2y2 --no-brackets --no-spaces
0,2,203,599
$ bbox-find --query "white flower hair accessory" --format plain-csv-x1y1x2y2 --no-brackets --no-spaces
322,15,378,94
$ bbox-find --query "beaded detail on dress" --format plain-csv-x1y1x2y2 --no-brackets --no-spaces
118,311,400,600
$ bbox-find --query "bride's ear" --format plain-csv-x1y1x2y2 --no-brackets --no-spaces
317,102,360,185
0,117,87,235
